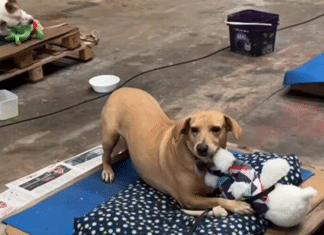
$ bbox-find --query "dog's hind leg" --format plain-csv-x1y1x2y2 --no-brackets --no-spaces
101,118,120,183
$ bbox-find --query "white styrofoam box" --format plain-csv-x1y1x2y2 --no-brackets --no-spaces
0,90,18,120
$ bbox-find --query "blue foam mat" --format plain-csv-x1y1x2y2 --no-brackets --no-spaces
3,158,139,235
3,152,315,235
284,53,324,86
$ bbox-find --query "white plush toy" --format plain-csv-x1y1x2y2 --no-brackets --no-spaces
183,148,318,228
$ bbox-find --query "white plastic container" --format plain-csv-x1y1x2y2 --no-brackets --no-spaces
89,75,120,93
0,90,18,120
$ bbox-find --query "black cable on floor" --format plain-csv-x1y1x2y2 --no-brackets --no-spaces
237,86,287,121
277,12,324,32
0,46,229,129
1,11,324,129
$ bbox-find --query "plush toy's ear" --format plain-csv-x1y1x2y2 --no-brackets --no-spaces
224,115,242,140
260,158,290,189
5,0,19,13
302,187,317,200
172,117,191,142
213,148,236,173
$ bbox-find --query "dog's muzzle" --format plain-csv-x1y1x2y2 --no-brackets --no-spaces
196,143,209,157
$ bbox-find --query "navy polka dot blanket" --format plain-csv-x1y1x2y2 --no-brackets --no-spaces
73,152,303,235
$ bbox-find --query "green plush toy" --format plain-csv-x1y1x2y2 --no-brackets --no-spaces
5,20,45,45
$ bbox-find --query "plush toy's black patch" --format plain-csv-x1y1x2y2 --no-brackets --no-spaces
235,152,303,186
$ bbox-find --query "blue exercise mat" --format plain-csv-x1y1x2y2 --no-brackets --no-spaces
3,158,139,235
3,151,315,235
284,53,324,86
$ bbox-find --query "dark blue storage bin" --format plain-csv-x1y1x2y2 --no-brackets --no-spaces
227,10,279,56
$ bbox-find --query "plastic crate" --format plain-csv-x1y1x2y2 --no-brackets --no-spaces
0,90,18,120
227,10,279,56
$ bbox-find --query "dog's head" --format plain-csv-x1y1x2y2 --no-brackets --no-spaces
173,111,242,161
0,0,34,29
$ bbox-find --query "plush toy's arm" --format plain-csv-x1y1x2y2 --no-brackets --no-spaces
5,25,33,45
228,181,250,199
213,148,236,173
4,32,16,41
205,172,219,189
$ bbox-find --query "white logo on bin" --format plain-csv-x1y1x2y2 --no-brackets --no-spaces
237,32,248,41
236,32,251,52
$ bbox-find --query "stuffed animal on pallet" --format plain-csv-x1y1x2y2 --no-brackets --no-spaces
5,20,44,45
183,148,317,228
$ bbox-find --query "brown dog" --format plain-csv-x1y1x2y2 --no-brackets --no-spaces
101,87,254,214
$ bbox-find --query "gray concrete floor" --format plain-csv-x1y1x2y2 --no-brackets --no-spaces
1,0,324,233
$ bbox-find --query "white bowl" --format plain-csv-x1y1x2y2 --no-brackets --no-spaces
89,75,120,93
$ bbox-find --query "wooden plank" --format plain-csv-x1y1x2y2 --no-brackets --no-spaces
302,165,324,208
6,225,29,235
292,84,324,98
286,199,324,235
12,51,33,69
0,25,78,61
0,43,89,82
267,199,324,235
28,66,44,83
62,32,81,49
79,46,93,61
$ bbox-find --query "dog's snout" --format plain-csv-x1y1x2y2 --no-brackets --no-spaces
28,19,34,25
196,143,209,156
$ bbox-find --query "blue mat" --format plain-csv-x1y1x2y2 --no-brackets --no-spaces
284,53,324,86
3,152,315,235
3,158,139,235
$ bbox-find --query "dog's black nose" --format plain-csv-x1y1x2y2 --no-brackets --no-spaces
28,19,34,24
196,143,209,156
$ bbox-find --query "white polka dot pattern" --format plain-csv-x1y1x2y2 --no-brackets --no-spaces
74,152,302,235
74,179,268,235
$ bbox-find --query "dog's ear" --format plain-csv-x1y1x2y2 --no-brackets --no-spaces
224,115,242,140
5,0,19,13
173,117,191,142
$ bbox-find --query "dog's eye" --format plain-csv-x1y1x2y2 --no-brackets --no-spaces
191,127,199,134
211,126,221,133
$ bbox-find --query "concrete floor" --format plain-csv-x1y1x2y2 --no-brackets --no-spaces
1,0,324,233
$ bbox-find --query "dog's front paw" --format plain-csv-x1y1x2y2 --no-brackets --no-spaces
102,167,115,183
228,200,255,215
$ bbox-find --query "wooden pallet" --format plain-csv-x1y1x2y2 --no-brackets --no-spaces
0,23,94,83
